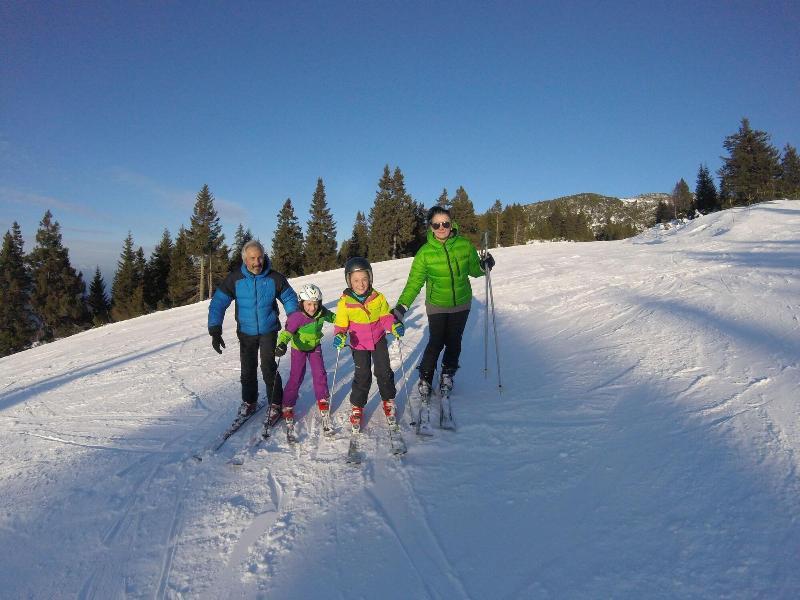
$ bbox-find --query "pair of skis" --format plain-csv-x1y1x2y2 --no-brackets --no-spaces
416,384,456,436
346,412,407,465
192,400,267,462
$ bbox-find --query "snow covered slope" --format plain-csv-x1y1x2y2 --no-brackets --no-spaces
1,200,799,598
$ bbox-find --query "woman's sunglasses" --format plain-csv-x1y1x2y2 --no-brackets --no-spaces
431,221,451,230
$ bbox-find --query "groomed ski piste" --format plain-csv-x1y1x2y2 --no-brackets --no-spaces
1,200,799,598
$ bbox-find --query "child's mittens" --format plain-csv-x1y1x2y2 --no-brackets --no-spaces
391,322,405,338
332,333,347,349
274,341,288,357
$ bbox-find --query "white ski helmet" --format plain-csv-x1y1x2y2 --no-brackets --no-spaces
298,283,323,303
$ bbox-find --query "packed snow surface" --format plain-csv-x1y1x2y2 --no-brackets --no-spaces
1,200,799,598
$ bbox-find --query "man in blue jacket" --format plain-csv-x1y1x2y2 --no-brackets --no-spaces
208,240,299,426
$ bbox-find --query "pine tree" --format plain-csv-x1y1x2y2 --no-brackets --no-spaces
87,266,111,325
367,166,417,261
28,211,89,341
228,223,253,272
0,223,35,356
437,188,449,208
499,203,527,246
488,200,503,247
303,178,338,273
778,144,800,198
718,118,781,205
208,242,231,294
111,232,146,321
409,199,428,254
695,164,720,214
144,229,173,310
168,226,197,306
339,210,369,265
449,186,480,245
271,198,304,276
187,184,225,300
655,201,672,224
392,168,419,257
671,178,695,219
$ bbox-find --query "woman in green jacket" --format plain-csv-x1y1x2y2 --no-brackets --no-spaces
392,206,495,397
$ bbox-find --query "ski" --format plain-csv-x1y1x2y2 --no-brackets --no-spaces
346,430,363,464
193,400,267,461
285,417,298,445
439,387,456,430
416,398,433,436
386,414,407,455
229,433,268,466
320,411,337,437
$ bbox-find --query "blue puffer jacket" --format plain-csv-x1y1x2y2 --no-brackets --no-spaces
208,261,298,336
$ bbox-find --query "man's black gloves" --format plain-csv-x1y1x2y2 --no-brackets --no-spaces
480,252,495,271
209,327,225,354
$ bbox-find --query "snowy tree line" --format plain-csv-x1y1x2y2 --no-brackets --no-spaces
655,117,800,223
2,119,797,357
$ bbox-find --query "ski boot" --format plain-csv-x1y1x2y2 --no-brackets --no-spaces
283,406,297,444
349,405,363,434
417,378,432,401
383,399,397,427
439,372,454,395
237,400,258,419
318,398,334,436
262,403,282,438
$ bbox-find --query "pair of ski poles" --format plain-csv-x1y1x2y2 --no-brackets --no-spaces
327,338,415,427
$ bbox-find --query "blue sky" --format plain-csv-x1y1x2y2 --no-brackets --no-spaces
2,1,798,280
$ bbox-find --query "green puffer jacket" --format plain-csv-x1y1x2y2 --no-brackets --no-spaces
397,223,484,309
278,306,336,352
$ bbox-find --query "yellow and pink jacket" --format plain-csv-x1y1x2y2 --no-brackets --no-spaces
334,288,397,351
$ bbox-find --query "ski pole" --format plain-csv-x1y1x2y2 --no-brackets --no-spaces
328,347,342,405
485,266,503,395
395,339,414,426
269,355,282,404
481,231,490,378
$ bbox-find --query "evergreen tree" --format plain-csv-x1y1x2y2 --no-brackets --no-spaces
144,229,173,310
303,178,338,273
488,200,503,247
499,203,527,246
228,223,253,272
437,188,450,208
0,223,35,356
208,242,230,295
449,186,480,245
562,211,594,241
111,232,146,321
87,266,111,325
779,144,800,198
187,184,225,300
695,164,720,214
671,178,694,219
28,210,88,341
367,166,416,261
271,198,304,276
339,210,369,265
718,118,781,205
655,201,672,224
168,226,197,306
409,199,428,254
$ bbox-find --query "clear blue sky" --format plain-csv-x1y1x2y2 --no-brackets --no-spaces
2,1,798,280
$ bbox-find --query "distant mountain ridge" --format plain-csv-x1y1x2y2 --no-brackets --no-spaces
523,192,670,237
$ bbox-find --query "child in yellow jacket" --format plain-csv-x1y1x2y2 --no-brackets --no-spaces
333,257,404,431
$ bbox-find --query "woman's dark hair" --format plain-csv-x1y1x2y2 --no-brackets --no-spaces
427,205,451,223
